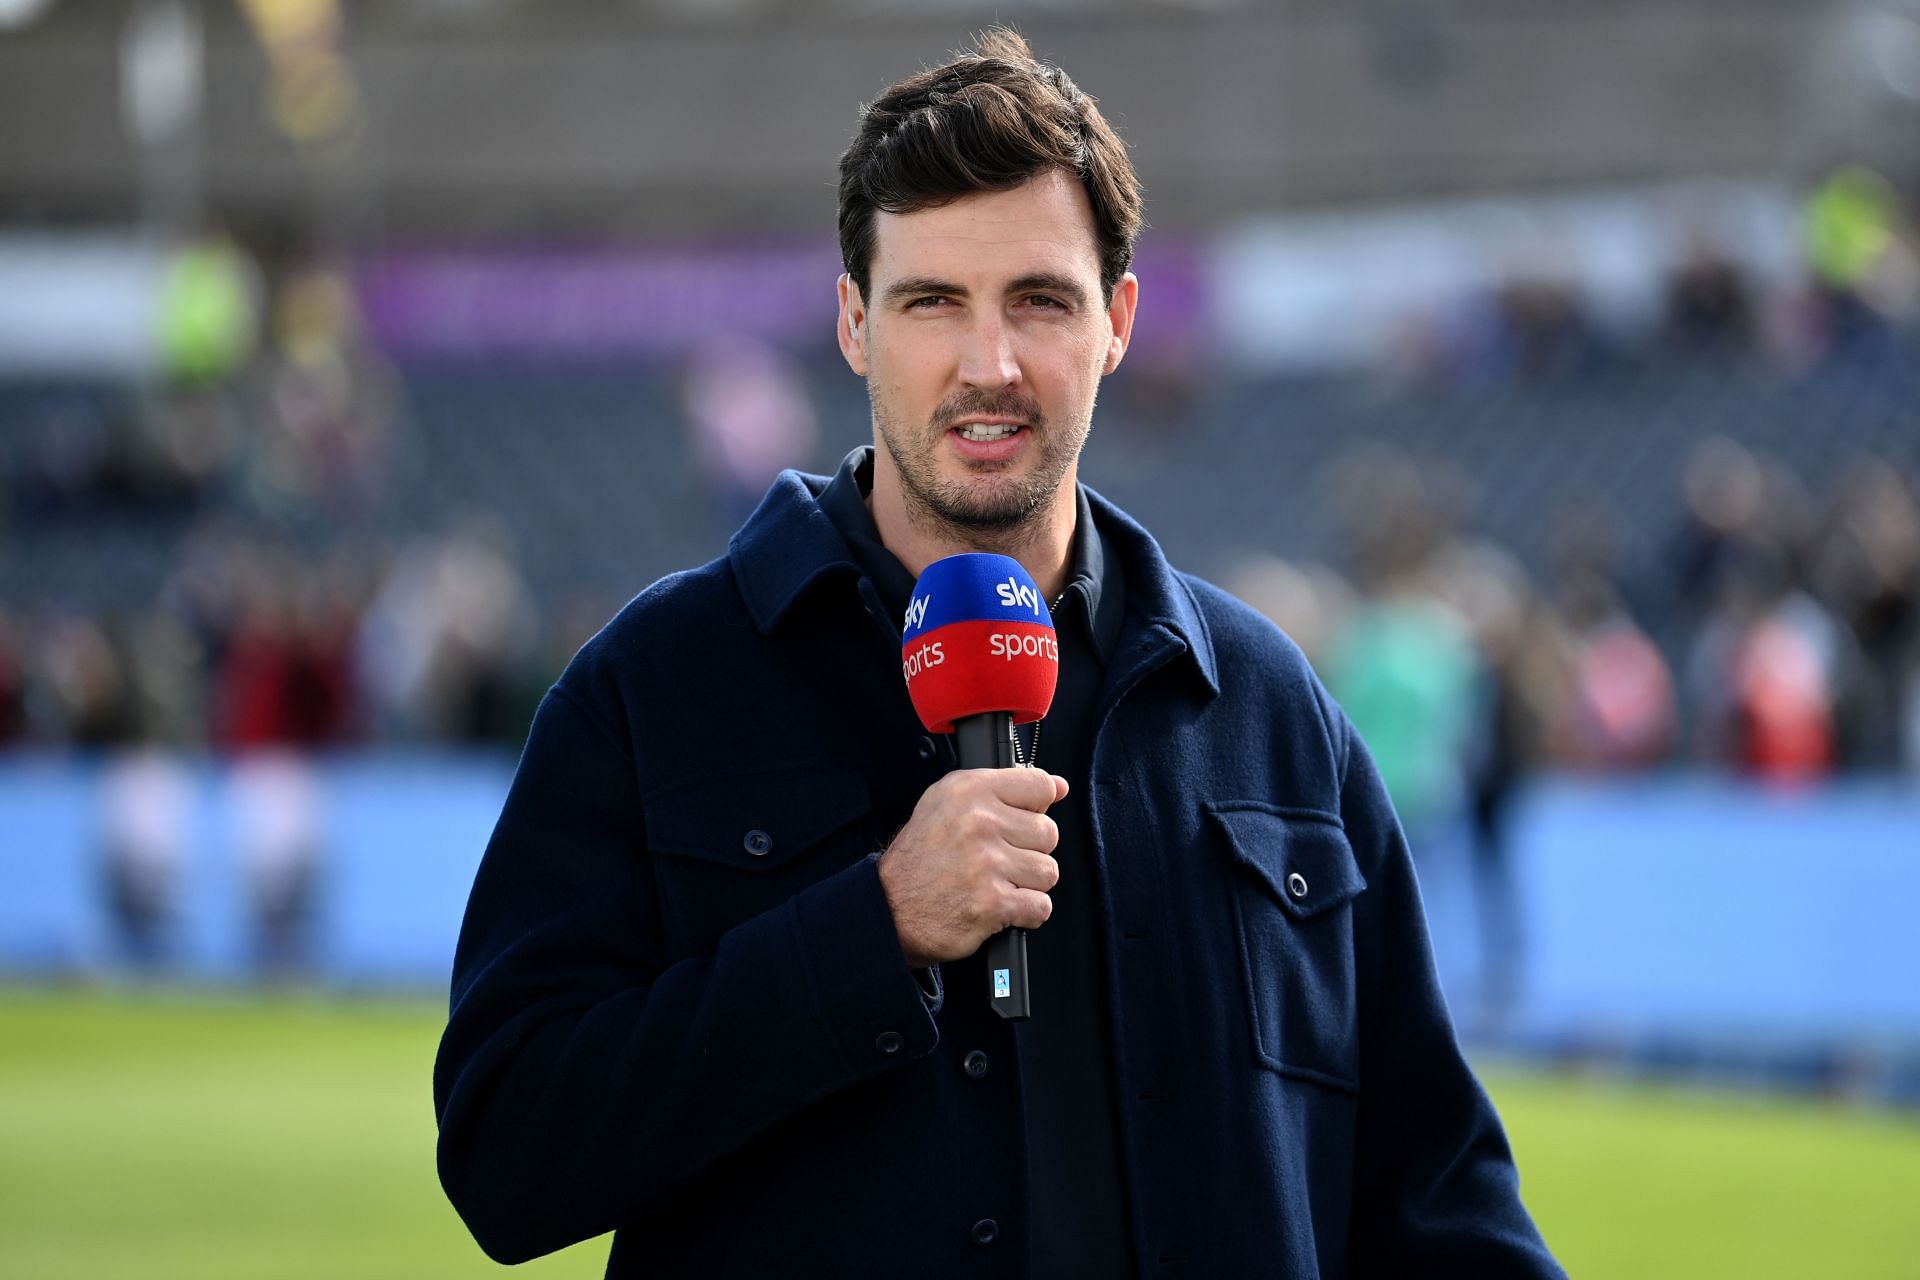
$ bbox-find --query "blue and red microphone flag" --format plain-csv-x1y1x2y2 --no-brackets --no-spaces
901,553,1059,734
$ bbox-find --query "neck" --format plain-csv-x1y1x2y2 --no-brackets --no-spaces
867,464,1076,605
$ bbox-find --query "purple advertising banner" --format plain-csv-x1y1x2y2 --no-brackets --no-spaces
357,239,1205,366
357,242,843,361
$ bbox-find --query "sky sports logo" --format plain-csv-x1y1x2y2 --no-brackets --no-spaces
903,593,932,632
902,641,945,681
995,578,1041,615
989,631,1058,661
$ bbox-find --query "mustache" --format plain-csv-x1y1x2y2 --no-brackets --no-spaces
931,389,1044,432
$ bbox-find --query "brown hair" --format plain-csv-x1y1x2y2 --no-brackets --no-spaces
837,28,1143,305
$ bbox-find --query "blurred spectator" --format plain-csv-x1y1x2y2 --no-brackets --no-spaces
0,608,23,744
240,258,396,520
156,229,260,389
682,335,819,530
355,520,537,746
1684,542,1843,783
1436,540,1569,1019
1556,573,1676,770
1665,441,1869,782
1322,448,1479,837
99,750,194,971
1663,230,1758,357
1549,508,1675,770
1800,164,1920,355
117,606,211,748
1736,606,1842,781
1494,268,1605,382
27,614,138,746
1668,436,1770,631
213,547,359,750
1416,238,1609,385
1805,459,1920,769
229,751,323,980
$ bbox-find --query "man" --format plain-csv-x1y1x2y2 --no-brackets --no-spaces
435,29,1564,1278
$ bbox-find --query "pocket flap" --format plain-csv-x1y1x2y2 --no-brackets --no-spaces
1207,804,1366,919
645,764,871,871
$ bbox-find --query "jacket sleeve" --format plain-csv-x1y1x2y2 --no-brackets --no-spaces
1337,713,1566,1278
433,683,939,1264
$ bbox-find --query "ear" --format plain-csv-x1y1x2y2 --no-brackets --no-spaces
837,273,869,376
1102,272,1139,375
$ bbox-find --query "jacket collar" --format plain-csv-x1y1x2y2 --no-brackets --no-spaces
728,469,861,626
729,466,1218,698
1080,485,1220,700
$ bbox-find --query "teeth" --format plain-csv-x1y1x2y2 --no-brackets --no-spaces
958,423,1020,442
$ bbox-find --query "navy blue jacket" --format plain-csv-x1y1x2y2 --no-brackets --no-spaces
434,469,1564,1278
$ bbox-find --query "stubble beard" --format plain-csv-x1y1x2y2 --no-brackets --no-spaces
871,385,1092,555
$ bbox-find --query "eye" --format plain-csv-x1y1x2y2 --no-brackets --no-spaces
907,295,950,310
1021,294,1067,311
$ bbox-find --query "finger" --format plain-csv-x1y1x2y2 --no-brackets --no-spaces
1004,886,1054,930
999,809,1059,856
1050,774,1069,804
989,765,1061,812
1002,848,1060,892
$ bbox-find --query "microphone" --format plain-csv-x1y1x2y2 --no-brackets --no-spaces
902,553,1059,1021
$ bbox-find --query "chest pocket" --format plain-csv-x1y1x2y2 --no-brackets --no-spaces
1207,803,1367,1092
644,763,874,958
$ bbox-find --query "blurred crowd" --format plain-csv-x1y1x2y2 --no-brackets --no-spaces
1238,166,1920,801
1390,166,1920,386
1231,437,1920,816
0,243,606,755
1,169,1917,784
0,509,600,753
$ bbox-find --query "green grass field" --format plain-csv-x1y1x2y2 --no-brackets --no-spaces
1,988,1916,1278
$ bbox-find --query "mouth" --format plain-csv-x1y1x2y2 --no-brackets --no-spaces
945,416,1032,464
953,421,1026,443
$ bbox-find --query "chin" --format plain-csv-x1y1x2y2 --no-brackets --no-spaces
932,479,1052,530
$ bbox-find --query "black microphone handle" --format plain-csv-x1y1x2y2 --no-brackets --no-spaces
953,711,1031,1021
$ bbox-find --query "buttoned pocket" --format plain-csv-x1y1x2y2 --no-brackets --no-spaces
1207,803,1367,1091
644,763,873,955
646,763,870,872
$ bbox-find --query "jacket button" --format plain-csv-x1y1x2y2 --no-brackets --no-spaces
963,1049,990,1079
917,736,937,761
876,1031,905,1055
971,1218,998,1247
743,830,773,857
1287,871,1309,900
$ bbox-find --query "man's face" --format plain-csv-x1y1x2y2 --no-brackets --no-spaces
837,168,1137,539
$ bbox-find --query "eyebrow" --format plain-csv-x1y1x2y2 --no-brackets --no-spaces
880,272,1091,309
881,275,964,305
1008,273,1091,309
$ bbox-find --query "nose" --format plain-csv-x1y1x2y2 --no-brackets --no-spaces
956,311,1022,391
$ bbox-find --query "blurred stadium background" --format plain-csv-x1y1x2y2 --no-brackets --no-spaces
3,1,1920,1276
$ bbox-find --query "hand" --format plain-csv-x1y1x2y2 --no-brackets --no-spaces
876,767,1069,968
